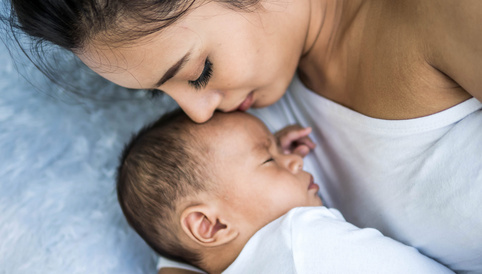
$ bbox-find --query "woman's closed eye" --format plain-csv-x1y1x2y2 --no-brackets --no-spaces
188,58,213,90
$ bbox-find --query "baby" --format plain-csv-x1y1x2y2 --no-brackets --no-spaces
117,110,452,274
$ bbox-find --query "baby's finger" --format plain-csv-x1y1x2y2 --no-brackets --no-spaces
295,136,316,150
279,127,312,148
293,144,310,158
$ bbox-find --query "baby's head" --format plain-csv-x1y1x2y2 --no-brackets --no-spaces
117,110,321,272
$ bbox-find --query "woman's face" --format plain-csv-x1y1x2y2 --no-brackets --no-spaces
78,1,306,123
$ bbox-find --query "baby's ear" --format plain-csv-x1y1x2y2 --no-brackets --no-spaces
180,205,238,247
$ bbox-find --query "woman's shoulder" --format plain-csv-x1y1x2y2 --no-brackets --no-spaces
412,0,482,101
327,0,481,119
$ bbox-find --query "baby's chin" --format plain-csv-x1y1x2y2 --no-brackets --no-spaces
315,198,323,207
299,199,323,209
310,195,323,207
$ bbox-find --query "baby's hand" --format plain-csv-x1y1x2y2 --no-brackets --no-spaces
274,125,316,157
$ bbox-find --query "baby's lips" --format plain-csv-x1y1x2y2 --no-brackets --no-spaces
308,175,319,190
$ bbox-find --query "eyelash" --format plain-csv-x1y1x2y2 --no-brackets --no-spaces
188,58,213,90
263,158,274,164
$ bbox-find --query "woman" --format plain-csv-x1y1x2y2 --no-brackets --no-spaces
8,0,482,272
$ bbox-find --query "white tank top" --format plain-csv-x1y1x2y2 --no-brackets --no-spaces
251,75,482,273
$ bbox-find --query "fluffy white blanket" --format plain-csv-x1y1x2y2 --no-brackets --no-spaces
0,17,174,274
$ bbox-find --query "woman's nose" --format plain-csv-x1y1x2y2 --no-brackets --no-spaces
170,89,223,123
281,153,304,174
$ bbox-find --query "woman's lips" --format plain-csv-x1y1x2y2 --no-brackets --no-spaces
236,92,254,111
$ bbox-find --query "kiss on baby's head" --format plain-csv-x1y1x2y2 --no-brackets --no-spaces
117,109,321,272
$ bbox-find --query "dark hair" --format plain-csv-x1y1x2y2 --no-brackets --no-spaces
5,0,260,89
8,0,261,51
117,108,212,267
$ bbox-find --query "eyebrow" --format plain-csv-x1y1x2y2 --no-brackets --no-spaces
253,137,272,154
153,52,191,88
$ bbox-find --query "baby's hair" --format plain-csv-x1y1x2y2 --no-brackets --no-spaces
117,108,211,266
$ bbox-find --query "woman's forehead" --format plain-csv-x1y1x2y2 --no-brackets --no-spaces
77,25,198,89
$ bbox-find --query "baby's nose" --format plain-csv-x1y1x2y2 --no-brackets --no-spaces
283,153,304,173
